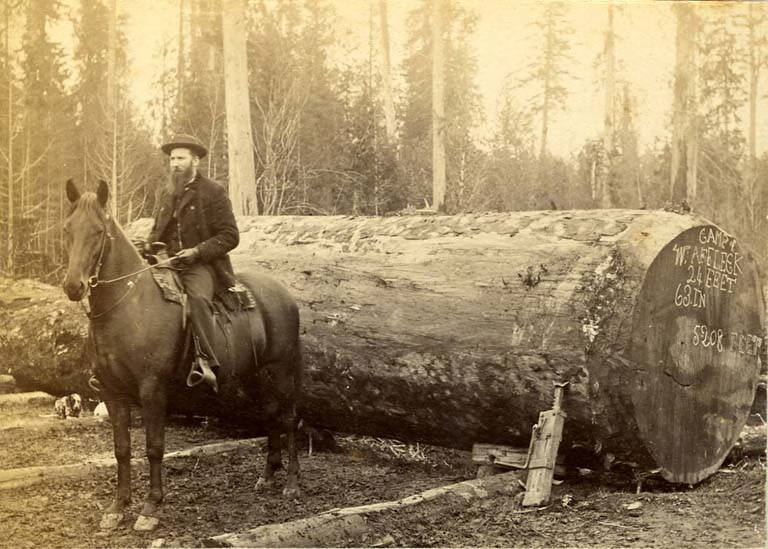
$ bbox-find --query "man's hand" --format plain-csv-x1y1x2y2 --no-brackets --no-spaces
173,247,200,265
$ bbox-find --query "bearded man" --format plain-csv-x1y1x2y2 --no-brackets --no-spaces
147,134,239,391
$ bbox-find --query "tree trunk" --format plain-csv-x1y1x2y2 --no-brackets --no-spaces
221,0,258,215
670,3,697,204
1,211,764,484
107,0,118,216
601,4,615,209
745,3,762,231
177,0,184,108
378,0,396,145
431,0,445,212
5,1,13,274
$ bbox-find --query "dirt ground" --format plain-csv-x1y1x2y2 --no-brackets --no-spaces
0,400,765,548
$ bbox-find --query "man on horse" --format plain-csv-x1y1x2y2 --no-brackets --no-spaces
148,133,239,391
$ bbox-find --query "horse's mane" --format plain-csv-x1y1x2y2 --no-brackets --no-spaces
73,192,110,224
72,192,135,249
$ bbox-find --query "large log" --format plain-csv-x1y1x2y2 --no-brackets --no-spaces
1,210,764,484
0,278,92,396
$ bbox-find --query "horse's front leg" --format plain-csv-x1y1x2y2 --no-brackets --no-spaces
101,399,131,530
133,383,168,532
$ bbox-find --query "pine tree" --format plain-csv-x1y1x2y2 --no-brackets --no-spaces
698,9,746,166
400,0,482,212
669,2,698,204
176,0,227,180
696,6,747,232
739,2,767,233
0,0,22,272
18,0,73,277
247,0,307,214
518,2,574,162
486,83,538,211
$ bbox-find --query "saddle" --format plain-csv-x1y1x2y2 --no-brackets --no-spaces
146,245,257,314
150,266,257,314
147,249,257,391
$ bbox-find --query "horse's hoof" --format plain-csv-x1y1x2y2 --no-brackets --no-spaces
133,514,160,531
282,486,302,499
255,477,275,492
99,512,124,530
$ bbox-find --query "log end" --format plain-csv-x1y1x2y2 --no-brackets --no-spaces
628,225,764,483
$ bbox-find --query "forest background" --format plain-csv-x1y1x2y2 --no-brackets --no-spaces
0,0,766,282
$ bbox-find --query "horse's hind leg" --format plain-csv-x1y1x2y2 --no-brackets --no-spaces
100,399,131,530
255,416,283,492
282,401,301,499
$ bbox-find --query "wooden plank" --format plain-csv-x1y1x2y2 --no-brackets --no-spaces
472,443,567,478
522,407,566,506
472,443,529,467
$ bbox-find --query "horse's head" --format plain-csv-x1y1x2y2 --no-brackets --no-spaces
62,179,111,301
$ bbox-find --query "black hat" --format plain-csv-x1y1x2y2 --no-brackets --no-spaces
161,133,208,159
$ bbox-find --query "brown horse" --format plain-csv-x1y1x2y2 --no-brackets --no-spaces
62,179,303,531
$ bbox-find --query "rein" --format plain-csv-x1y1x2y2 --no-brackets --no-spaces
90,257,176,288
81,217,175,320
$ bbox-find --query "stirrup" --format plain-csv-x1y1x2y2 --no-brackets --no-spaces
187,358,218,393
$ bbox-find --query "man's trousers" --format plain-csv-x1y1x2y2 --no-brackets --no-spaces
180,263,220,368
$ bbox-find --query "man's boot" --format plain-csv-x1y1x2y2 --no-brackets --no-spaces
187,354,218,393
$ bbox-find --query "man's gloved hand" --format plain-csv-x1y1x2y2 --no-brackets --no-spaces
173,247,200,266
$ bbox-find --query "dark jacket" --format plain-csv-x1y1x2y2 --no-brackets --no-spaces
149,172,239,289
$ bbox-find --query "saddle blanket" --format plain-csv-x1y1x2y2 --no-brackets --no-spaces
150,268,257,312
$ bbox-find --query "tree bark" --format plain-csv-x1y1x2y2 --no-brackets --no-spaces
601,4,615,209
221,0,258,215
1,211,764,484
378,0,396,145
670,3,697,204
205,470,522,548
431,0,445,212
745,3,764,231
107,0,118,216
4,1,13,274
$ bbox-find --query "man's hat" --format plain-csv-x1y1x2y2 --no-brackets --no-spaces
161,133,208,159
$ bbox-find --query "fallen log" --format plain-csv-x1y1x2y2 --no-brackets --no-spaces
0,391,56,410
0,437,266,491
204,469,523,548
0,278,92,396
1,210,764,484
727,424,767,461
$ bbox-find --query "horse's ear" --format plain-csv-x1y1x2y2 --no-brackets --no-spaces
97,180,109,209
65,179,80,203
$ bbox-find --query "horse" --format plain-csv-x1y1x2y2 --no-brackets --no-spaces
62,179,303,532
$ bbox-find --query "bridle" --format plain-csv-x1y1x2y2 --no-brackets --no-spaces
80,215,174,319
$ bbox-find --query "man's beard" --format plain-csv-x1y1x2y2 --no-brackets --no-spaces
167,166,194,196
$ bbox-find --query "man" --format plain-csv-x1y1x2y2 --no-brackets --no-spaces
148,134,239,392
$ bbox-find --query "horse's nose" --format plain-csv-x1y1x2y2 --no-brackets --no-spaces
63,280,86,301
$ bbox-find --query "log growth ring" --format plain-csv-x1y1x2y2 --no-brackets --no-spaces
628,225,764,484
